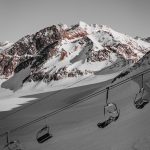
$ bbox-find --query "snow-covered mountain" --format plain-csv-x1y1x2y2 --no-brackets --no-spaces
1,22,150,150
1,21,150,91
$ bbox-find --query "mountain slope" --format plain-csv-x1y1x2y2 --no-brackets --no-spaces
1,21,150,91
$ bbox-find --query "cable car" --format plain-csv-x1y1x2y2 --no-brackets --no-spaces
134,74,149,109
97,87,120,128
36,125,53,143
3,132,23,150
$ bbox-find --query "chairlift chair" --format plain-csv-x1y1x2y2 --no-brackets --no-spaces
3,132,23,150
134,74,149,109
36,125,52,144
3,140,22,150
97,87,120,128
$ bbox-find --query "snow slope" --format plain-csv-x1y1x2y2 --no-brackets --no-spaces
0,70,121,111
0,70,150,150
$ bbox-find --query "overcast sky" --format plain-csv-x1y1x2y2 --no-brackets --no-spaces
0,0,150,42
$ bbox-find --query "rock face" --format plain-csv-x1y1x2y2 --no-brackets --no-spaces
142,37,150,43
0,25,61,78
0,21,150,90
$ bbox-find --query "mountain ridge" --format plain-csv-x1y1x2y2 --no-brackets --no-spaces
1,21,150,91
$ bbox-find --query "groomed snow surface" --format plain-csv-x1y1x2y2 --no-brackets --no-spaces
0,70,121,111
0,71,150,150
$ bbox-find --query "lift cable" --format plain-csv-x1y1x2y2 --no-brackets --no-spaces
0,60,124,121
0,74,94,121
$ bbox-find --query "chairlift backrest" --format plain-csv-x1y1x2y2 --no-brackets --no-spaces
40,126,49,133
104,103,119,118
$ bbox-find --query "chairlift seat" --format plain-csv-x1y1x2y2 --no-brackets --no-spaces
97,109,120,128
104,103,118,116
134,98,149,109
97,117,113,128
36,126,52,143
97,114,119,128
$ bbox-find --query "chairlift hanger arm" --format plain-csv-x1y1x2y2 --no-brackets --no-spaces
106,87,109,105
6,132,9,144
141,74,144,88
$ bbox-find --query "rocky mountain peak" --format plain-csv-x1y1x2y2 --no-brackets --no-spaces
1,22,150,91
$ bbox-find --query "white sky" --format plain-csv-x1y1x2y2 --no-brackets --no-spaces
0,0,150,42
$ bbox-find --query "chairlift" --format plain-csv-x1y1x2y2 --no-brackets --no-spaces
36,125,52,144
3,140,22,150
3,132,23,150
134,74,149,109
97,87,120,128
